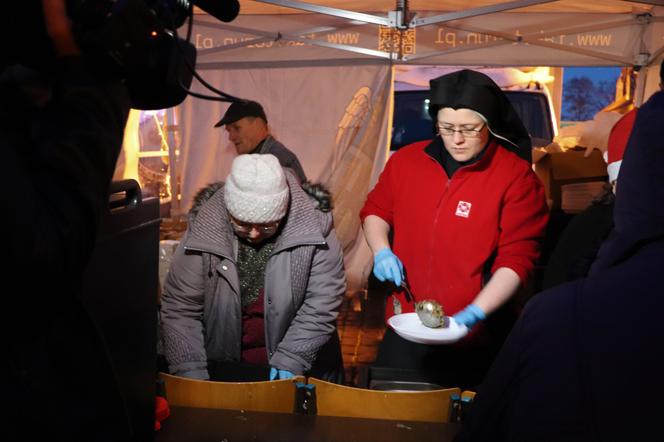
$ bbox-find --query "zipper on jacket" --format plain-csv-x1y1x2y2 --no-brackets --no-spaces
418,140,496,298
426,177,452,297
421,153,451,298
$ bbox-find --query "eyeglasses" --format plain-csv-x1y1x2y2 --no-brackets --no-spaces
230,217,280,235
437,123,485,138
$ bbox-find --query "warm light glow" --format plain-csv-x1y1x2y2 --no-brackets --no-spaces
118,109,176,200
527,67,555,85
121,110,141,182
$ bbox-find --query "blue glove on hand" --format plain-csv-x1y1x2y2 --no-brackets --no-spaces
373,247,404,286
269,367,295,380
452,304,486,329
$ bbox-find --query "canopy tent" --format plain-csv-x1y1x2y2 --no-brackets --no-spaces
194,1,663,76
131,1,664,291
190,0,664,106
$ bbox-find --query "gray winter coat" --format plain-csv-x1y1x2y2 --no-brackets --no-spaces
161,171,345,381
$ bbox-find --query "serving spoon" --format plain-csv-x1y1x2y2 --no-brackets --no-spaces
395,281,446,328
415,299,446,328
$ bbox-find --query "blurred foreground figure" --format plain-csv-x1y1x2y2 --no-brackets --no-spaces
456,90,664,442
2,0,132,440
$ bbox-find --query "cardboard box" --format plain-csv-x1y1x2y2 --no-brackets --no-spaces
533,148,608,210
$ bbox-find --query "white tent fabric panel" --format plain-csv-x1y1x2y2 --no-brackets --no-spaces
177,64,391,207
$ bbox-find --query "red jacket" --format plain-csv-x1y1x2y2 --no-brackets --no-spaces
360,139,548,320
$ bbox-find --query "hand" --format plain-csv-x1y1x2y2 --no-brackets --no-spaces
269,367,295,380
373,247,404,286
452,304,486,329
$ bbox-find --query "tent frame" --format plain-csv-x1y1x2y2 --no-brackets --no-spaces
190,1,663,105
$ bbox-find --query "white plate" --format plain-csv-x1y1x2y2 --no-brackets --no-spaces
388,313,468,345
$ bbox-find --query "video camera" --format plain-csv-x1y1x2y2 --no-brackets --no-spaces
6,0,240,110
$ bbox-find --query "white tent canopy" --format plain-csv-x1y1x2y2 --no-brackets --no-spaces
195,1,663,70
154,1,664,291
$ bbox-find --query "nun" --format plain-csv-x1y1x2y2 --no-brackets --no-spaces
360,69,549,389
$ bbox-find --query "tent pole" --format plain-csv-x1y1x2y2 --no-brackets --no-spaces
166,108,181,213
254,0,393,26
410,0,556,28
634,67,649,107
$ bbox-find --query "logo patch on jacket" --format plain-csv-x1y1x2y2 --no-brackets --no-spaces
455,201,472,218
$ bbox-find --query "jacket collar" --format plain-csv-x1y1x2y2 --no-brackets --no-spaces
424,136,499,176
252,134,275,155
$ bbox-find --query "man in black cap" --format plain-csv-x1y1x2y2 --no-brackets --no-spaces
216,100,307,182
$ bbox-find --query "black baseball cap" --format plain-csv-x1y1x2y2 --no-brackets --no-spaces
214,100,267,127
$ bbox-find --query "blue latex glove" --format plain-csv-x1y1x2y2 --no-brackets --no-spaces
269,367,295,380
373,247,404,286
452,304,486,329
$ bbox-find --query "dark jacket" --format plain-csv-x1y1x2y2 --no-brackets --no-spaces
2,59,132,440
456,91,664,442
542,189,614,290
161,172,345,381
256,135,307,183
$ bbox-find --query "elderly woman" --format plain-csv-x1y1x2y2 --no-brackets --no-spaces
360,69,549,389
161,154,345,382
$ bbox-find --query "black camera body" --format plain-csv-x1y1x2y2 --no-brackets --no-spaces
5,0,238,110
67,0,197,110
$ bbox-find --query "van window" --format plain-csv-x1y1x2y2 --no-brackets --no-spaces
391,90,554,151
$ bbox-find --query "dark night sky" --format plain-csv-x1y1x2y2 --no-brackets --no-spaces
563,66,622,85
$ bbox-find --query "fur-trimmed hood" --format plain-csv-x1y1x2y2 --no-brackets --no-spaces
185,171,335,257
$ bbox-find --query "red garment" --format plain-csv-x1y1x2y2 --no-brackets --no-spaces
608,108,637,161
360,139,548,320
241,290,267,364
606,108,637,182
154,396,170,431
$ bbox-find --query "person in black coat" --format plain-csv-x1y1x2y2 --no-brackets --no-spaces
542,60,664,291
2,1,132,440
455,89,664,441
541,185,615,290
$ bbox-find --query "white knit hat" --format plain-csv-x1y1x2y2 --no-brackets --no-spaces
224,154,289,223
